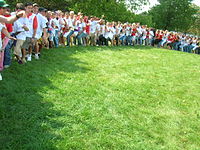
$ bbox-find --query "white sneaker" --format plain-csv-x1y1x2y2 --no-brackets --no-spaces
35,54,39,60
27,56,32,61
4,65,10,69
0,73,2,81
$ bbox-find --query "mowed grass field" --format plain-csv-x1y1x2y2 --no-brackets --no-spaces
0,46,200,150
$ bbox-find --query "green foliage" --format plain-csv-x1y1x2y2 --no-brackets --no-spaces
134,14,153,26
1,46,200,149
7,0,70,11
149,0,197,32
6,0,152,25
69,0,153,25
188,4,200,35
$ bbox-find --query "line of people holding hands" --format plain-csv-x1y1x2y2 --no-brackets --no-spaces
0,1,199,80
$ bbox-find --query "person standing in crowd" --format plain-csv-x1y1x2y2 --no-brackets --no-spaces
0,0,25,80
66,11,75,47
34,4,48,57
21,2,38,62
2,5,13,68
13,3,29,64
38,7,49,49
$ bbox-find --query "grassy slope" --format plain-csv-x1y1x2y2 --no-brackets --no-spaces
0,46,200,150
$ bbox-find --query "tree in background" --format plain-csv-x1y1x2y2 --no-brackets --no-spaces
188,4,200,35
7,0,71,11
149,0,197,32
7,0,152,25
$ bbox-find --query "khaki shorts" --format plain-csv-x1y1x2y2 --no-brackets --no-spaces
14,39,25,56
22,37,37,49
37,38,43,45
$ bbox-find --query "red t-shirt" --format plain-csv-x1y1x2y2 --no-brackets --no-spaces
159,34,163,40
2,15,13,39
85,25,89,34
131,28,136,36
168,35,174,42
146,31,150,38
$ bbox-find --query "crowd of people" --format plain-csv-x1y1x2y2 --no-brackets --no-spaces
0,1,200,81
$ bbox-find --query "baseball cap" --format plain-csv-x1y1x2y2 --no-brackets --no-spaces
39,7,47,12
0,0,9,8
33,3,39,7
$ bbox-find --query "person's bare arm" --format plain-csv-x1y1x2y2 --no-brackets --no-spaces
0,11,25,24
2,27,16,40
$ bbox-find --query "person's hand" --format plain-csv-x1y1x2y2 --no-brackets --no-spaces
16,11,25,18
31,37,36,43
22,25,29,31
9,36,16,40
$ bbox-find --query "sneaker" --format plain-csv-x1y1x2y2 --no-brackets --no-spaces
35,54,39,60
0,73,2,81
18,60,23,64
27,56,32,61
22,58,27,63
4,65,10,69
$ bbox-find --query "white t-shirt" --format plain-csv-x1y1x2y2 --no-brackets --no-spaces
78,22,86,32
105,26,114,39
59,17,65,28
137,27,143,36
35,13,48,39
0,23,5,49
13,17,29,40
67,17,74,28
126,27,131,36
26,13,37,38
149,31,154,39
90,21,97,34
100,25,106,36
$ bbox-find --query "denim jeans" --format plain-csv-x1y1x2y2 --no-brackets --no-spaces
173,42,181,50
187,45,194,53
77,32,87,45
66,30,74,46
120,35,126,45
4,39,14,66
53,29,59,48
126,35,132,45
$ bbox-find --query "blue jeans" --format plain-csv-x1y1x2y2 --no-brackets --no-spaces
77,32,87,45
187,45,194,53
120,35,126,45
4,39,14,66
66,30,74,46
53,30,59,48
126,35,132,45
173,42,181,50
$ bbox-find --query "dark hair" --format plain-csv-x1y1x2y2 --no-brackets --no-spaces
16,3,25,10
25,2,33,7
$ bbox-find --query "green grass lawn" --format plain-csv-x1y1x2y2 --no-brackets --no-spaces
0,46,200,150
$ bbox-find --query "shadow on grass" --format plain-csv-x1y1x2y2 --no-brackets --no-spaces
0,49,90,149
67,45,153,53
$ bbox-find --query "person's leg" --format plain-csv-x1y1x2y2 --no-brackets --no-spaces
66,30,74,46
157,40,162,48
54,30,59,48
82,33,88,46
188,45,194,53
3,39,13,67
0,50,4,80
99,35,103,46
139,36,143,45
77,32,85,46
14,40,24,62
